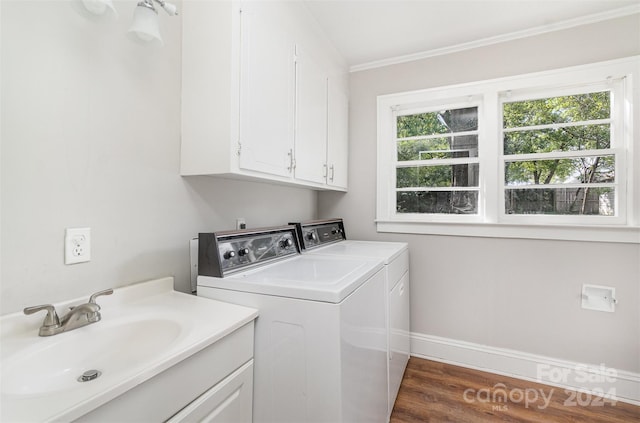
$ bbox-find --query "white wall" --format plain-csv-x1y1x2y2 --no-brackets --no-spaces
319,15,640,372
0,0,317,314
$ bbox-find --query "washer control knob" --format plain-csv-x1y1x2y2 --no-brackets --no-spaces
223,251,236,260
238,248,250,257
280,238,293,249
306,232,317,241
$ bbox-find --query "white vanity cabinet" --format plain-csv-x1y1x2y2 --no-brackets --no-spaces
1,278,258,423
74,322,255,423
168,361,254,422
181,0,349,191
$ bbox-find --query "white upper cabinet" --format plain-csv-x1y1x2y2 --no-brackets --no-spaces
294,44,328,185
238,5,295,178
181,1,349,191
327,79,349,190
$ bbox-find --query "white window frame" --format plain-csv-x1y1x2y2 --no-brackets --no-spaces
393,98,483,222
376,56,640,243
499,80,625,225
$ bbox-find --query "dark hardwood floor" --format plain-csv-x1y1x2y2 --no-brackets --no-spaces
390,357,640,422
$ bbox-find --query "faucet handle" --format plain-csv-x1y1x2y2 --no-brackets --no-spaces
23,304,60,327
89,288,114,304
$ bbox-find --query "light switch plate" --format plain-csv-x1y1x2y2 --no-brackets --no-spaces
65,227,91,264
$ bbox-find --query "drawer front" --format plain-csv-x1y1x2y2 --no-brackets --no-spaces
387,249,409,291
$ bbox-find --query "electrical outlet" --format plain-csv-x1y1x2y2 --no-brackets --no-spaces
236,218,246,230
65,227,91,264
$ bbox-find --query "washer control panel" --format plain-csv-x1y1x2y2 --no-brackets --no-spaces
198,226,299,278
290,219,346,250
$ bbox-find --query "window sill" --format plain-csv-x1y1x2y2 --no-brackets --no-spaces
375,220,640,243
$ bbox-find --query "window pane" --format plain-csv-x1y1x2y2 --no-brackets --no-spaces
397,191,478,214
398,136,478,161
504,124,610,155
503,91,610,128
397,107,478,137
397,164,479,188
505,187,615,215
505,156,614,185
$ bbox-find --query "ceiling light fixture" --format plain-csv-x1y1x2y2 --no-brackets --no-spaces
128,0,178,45
81,0,118,17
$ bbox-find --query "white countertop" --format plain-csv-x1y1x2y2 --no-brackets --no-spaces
0,277,258,422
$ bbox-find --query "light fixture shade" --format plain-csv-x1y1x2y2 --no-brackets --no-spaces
128,5,163,44
82,0,118,17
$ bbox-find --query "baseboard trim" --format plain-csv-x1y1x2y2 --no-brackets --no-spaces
411,332,640,406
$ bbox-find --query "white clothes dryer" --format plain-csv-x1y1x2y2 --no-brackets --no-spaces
290,219,410,419
196,225,388,423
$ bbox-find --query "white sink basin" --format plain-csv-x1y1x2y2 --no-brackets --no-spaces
2,319,182,396
0,277,258,422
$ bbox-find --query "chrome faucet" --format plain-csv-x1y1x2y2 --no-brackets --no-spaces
24,289,114,336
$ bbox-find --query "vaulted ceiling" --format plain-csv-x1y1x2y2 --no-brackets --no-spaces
303,0,640,70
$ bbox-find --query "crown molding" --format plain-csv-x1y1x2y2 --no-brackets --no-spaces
350,5,640,73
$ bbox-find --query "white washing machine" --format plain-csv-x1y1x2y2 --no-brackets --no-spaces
196,225,388,423
290,219,410,419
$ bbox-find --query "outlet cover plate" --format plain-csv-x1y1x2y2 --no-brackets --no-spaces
65,227,91,264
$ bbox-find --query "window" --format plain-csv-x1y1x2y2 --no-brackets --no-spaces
376,57,639,242
396,104,480,215
500,86,624,224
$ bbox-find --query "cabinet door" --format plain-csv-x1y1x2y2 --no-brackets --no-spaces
327,80,349,189
239,7,295,178
168,360,254,423
294,45,328,185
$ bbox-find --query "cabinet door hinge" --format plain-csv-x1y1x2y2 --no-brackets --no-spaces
237,141,242,156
